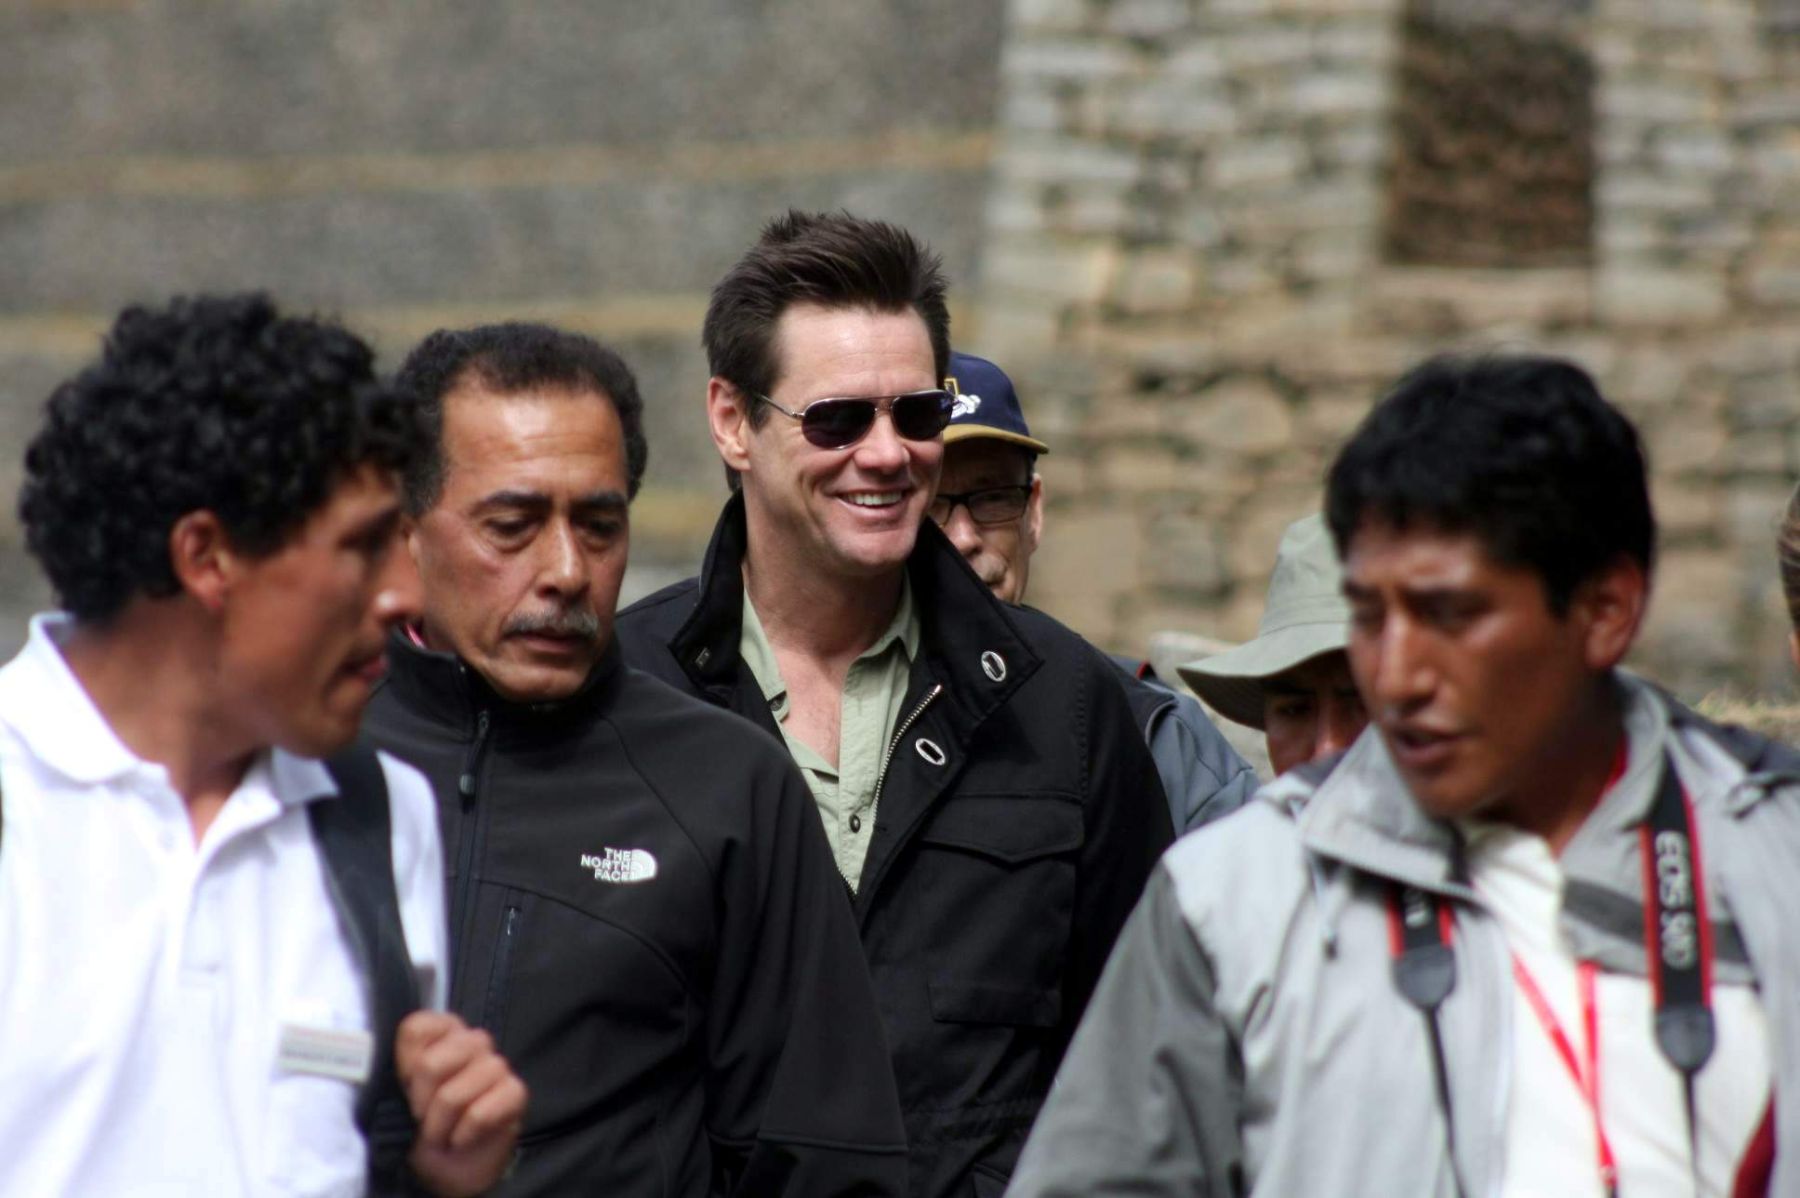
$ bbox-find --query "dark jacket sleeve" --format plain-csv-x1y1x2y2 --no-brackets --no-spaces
1063,657,1177,1045
705,743,909,1197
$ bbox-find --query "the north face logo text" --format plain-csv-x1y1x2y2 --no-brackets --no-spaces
580,847,658,883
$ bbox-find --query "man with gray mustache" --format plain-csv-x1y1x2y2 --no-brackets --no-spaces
359,322,907,1196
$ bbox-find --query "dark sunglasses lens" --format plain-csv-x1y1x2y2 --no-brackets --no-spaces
969,489,1029,523
892,391,952,440
800,400,877,448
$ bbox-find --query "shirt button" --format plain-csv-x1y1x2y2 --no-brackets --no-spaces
849,814,862,833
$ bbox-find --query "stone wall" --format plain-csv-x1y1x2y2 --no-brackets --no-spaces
0,0,1007,649
978,0,1800,698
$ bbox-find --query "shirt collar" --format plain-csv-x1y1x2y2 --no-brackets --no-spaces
1295,670,1667,894
738,575,920,713
0,612,336,807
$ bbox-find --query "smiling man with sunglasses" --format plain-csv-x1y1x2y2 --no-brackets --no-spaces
617,210,1174,1198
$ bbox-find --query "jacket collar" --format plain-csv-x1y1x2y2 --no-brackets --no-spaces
380,624,628,735
1295,671,1671,898
671,491,1045,734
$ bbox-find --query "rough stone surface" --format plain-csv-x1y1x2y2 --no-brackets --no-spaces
979,0,1800,697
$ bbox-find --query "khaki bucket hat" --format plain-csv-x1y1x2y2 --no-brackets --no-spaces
1177,514,1350,730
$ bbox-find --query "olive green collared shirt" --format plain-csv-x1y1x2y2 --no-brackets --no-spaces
739,579,920,888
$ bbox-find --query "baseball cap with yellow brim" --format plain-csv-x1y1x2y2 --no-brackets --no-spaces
1177,514,1350,731
942,351,1051,455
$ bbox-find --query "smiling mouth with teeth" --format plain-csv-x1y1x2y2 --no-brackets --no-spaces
847,492,905,507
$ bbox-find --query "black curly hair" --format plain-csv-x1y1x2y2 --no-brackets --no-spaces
1326,353,1654,615
393,321,649,514
19,292,417,624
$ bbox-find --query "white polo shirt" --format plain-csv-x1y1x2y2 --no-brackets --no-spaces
0,615,448,1198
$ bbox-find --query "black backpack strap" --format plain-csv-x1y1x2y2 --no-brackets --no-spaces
314,745,422,1197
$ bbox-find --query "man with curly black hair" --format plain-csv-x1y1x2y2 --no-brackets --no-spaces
0,293,527,1198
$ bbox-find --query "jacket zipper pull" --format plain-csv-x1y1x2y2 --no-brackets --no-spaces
459,710,491,799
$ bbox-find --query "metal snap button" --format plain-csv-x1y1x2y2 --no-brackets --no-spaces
916,737,947,766
850,813,862,833
980,650,1006,682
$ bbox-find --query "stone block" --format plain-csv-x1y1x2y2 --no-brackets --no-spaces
1103,0,1194,38
1707,329,1800,376
983,238,1117,303
1315,124,1388,171
1106,79,1239,138
1595,265,1729,327
1003,36,1138,81
1728,433,1788,476
1209,138,1310,192
1031,504,1146,601
1299,388,1375,445
1000,83,1066,134
1597,173,1716,215
1732,373,1800,431
1205,257,1286,298
1097,442,1188,491
1652,478,1721,540
1310,17,1392,63
1164,40,1228,82
1370,267,1594,332
1727,483,1795,550
1290,228,1369,283
1145,515,1232,597
1111,250,1198,313
1287,71,1387,120
1181,377,1297,457
1210,23,1312,71
1012,0,1098,34
1610,344,1695,410
1598,79,1716,127
999,137,1142,185
1651,128,1735,176
1225,483,1323,581
1648,411,1728,474
971,300,1063,357
1745,262,1800,308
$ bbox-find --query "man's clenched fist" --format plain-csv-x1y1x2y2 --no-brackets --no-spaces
396,1010,528,1196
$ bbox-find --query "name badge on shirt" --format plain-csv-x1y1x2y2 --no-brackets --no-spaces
277,1022,373,1084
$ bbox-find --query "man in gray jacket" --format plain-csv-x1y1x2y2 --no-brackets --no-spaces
1010,355,1788,1195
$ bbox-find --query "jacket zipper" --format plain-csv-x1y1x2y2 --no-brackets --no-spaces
484,902,522,1039
451,709,492,960
849,684,943,891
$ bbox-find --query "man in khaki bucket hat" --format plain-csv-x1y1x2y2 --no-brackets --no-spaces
1178,514,1367,777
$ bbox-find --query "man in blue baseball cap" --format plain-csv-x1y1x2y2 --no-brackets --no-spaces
935,351,1257,832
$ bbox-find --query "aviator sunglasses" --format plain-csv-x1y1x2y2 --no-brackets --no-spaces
749,388,954,450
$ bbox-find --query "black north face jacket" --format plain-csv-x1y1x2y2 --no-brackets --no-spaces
615,495,1174,1198
361,635,908,1197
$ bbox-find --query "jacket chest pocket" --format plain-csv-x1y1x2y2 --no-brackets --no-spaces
913,795,1082,1025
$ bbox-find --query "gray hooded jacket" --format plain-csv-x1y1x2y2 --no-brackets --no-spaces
1008,672,1800,1196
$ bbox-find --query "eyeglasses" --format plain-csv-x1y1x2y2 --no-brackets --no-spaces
928,484,1033,527
749,388,953,450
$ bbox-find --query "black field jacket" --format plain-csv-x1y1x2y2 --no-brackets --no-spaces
361,635,908,1198
615,495,1174,1198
